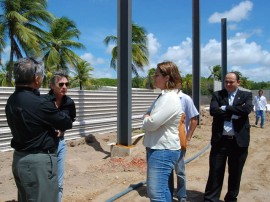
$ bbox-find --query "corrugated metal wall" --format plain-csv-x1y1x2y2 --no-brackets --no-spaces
0,87,160,151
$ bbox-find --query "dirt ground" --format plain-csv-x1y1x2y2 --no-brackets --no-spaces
0,109,270,202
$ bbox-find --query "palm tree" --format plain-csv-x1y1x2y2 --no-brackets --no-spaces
104,23,149,76
0,0,54,86
42,17,85,73
0,23,6,66
132,76,144,88
144,68,155,89
230,70,251,89
71,59,93,90
0,61,12,86
208,65,222,81
183,74,193,95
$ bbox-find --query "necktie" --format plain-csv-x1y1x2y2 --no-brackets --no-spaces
224,93,234,133
229,93,234,106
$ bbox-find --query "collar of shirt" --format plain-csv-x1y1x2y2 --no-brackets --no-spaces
161,89,178,95
228,89,238,97
15,86,40,96
178,90,183,98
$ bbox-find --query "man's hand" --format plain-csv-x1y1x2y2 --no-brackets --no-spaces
56,130,64,137
220,105,226,111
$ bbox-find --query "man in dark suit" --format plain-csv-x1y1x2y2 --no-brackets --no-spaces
204,72,253,202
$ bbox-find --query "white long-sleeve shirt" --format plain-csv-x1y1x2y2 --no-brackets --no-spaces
254,95,267,111
142,90,182,150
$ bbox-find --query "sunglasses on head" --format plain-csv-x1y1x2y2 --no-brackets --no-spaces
58,82,69,87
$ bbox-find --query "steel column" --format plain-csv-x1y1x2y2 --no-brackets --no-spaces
117,0,132,146
221,18,227,89
192,0,201,124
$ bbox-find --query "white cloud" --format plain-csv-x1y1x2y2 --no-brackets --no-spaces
201,39,221,65
227,36,263,65
261,50,270,65
200,32,270,81
231,65,270,82
159,38,193,75
80,52,105,65
147,33,161,56
136,33,161,75
208,1,253,23
105,44,115,54
148,32,270,82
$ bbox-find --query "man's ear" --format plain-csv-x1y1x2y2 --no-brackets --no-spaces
34,75,43,86
34,76,40,85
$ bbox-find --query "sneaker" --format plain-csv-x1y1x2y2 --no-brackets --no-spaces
179,198,186,202
255,122,258,125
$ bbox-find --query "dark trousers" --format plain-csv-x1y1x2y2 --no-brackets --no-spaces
12,151,58,202
204,137,248,202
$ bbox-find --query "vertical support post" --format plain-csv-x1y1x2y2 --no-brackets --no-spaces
192,0,201,124
117,0,132,146
221,18,227,89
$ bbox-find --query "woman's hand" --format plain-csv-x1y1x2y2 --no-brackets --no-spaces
144,114,150,119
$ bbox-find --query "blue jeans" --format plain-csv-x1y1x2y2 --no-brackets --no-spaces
256,110,265,127
175,150,186,200
146,148,180,202
57,138,67,202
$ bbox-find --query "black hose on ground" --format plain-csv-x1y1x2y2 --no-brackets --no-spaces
105,143,211,202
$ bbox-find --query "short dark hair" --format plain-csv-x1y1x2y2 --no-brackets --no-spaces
228,71,240,81
14,58,44,85
258,89,263,94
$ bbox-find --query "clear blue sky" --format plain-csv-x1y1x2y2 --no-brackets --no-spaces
3,0,270,82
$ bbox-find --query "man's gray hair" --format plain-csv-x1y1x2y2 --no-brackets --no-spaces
14,58,44,85
49,69,69,86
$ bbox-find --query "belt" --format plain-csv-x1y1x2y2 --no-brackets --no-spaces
36,149,57,154
222,135,235,140
19,148,57,154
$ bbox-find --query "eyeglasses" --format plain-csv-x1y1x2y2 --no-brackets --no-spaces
58,82,69,87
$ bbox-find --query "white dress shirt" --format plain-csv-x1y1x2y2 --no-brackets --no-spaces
142,90,182,150
223,90,237,136
254,95,267,111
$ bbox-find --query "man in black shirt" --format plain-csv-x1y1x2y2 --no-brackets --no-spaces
5,58,73,202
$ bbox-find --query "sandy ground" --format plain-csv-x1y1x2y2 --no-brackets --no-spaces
0,109,270,202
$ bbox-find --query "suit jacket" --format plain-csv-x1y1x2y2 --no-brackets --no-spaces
210,88,253,147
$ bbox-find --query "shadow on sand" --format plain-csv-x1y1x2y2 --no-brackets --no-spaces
84,134,111,159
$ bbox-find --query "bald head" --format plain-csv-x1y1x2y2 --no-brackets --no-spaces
224,72,240,93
